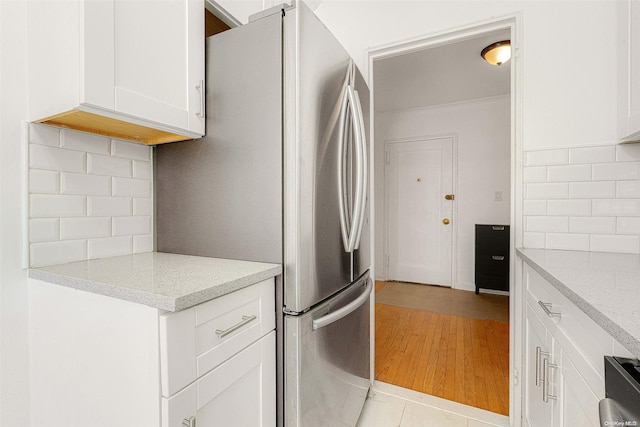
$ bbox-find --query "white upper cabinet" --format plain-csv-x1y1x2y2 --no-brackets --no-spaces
618,0,640,142
27,0,205,145
216,0,275,25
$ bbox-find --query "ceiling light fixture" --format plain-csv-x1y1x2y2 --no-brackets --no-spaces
481,40,511,66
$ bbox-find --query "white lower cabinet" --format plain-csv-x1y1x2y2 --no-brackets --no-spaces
524,304,553,427
522,264,625,427
28,277,276,427
163,331,276,427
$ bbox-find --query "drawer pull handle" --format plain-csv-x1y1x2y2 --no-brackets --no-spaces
538,301,561,318
216,315,257,338
491,255,505,261
492,225,505,231
535,346,549,386
182,416,196,427
542,358,558,402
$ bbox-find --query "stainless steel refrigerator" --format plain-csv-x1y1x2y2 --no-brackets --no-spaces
155,2,371,426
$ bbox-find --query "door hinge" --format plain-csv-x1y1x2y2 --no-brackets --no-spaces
513,368,519,385
386,254,390,267
385,151,390,165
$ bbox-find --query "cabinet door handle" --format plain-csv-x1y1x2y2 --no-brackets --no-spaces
215,315,257,338
538,301,561,318
491,255,505,261
535,346,549,386
492,225,505,231
182,416,196,427
196,80,205,118
542,358,558,402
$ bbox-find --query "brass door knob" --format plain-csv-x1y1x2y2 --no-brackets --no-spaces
442,218,450,225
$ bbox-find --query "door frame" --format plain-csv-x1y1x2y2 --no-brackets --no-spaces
367,14,523,427
382,133,458,288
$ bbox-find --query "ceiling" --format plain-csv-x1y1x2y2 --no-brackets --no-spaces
373,30,511,113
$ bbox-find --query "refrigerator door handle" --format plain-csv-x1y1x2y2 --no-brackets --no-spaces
312,279,372,330
337,85,352,252
346,86,364,253
352,88,367,250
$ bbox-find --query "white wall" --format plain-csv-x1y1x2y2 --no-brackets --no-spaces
376,96,511,291
315,0,619,151
1,1,31,425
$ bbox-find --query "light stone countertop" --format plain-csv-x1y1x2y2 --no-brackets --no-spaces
517,248,640,358
29,252,282,312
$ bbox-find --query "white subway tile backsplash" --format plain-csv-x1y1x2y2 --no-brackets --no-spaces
30,240,87,267
113,216,151,236
526,183,569,199
111,140,151,161
61,173,110,196
546,233,590,251
523,167,547,183
569,181,616,199
525,149,569,166
547,164,591,182
30,145,85,173
133,234,153,253
29,169,59,194
570,217,616,234
592,199,640,216
87,154,131,177
133,198,153,216
526,216,569,233
616,144,640,162
593,162,640,181
524,143,640,254
29,219,59,243
113,177,151,197
591,235,640,254
87,196,132,217
88,236,132,259
523,200,546,215
616,181,640,198
523,232,545,248
617,217,640,235
29,124,59,147
569,146,616,164
60,217,111,240
28,128,154,267
30,195,85,218
547,199,591,216
60,130,110,155
133,161,152,179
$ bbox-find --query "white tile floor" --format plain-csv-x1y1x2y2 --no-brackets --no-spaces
356,382,510,427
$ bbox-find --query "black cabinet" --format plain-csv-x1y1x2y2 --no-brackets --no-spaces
475,224,510,294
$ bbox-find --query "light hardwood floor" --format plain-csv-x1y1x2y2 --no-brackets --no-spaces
374,281,510,416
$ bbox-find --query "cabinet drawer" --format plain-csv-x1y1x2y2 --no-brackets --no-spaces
475,224,509,255
525,266,609,396
159,278,275,397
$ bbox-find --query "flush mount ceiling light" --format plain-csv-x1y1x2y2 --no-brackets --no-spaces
481,40,511,66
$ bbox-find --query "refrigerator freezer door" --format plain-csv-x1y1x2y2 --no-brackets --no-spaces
155,13,283,264
284,273,371,427
283,3,360,312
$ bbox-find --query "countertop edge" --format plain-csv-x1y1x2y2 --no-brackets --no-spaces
28,261,283,312
516,248,640,358
28,268,178,311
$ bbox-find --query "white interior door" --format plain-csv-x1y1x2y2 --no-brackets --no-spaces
385,137,453,286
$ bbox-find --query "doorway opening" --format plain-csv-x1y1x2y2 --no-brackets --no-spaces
369,21,517,419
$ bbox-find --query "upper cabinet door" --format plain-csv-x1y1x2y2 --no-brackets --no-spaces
111,0,204,134
618,0,640,142
28,0,204,145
